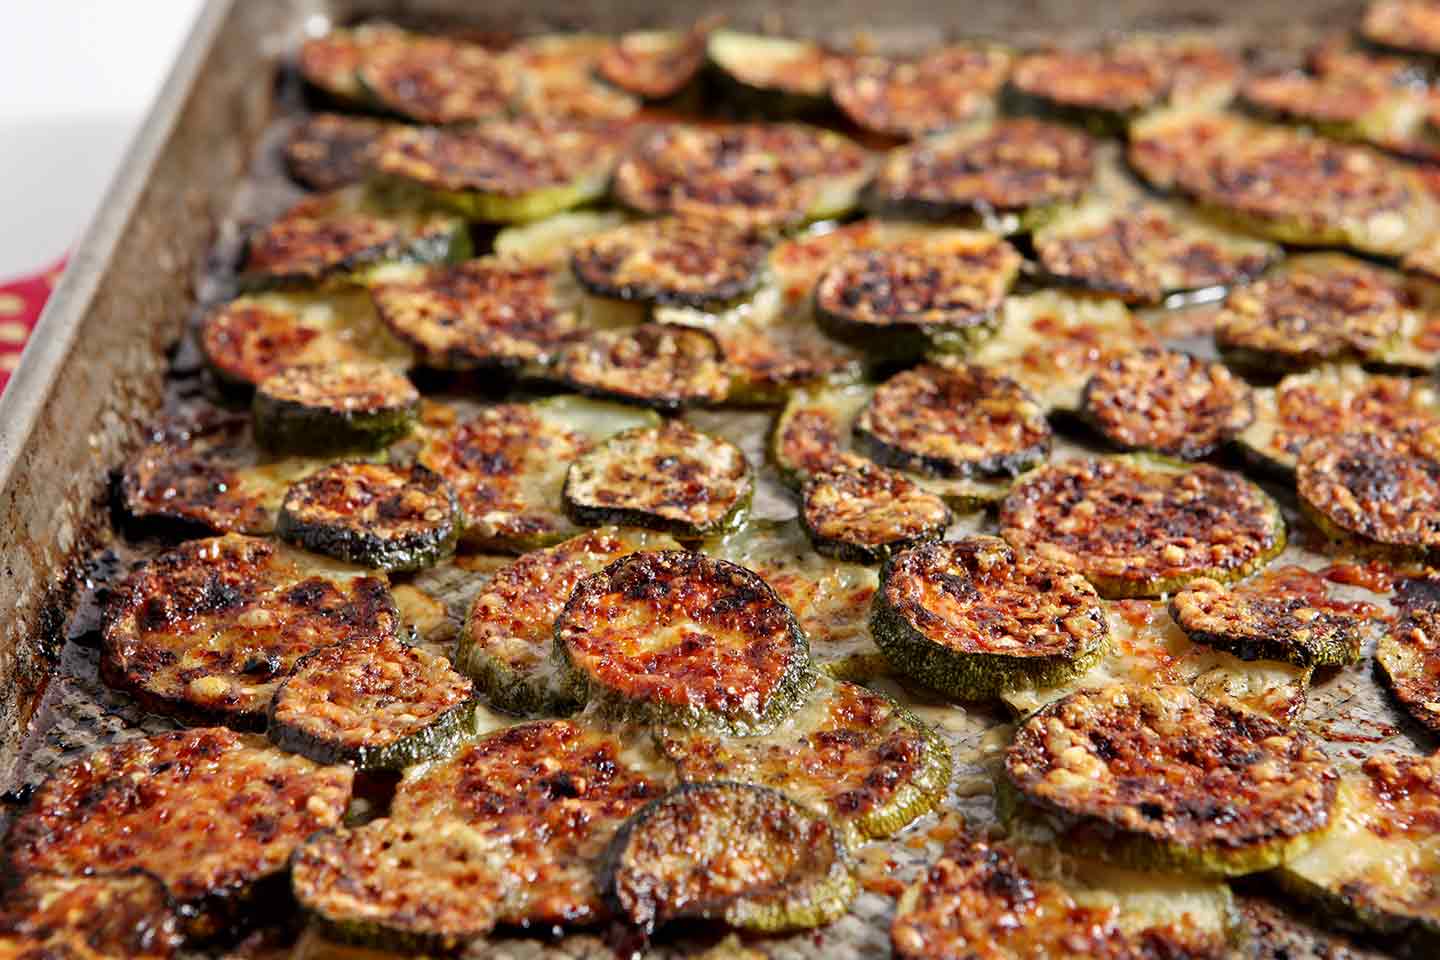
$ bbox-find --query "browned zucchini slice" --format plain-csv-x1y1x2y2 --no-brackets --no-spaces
831,45,1012,139
253,362,418,454
390,719,670,928
354,35,515,124
1236,896,1391,960
369,257,583,369
554,550,811,732
458,527,680,715
597,24,710,101
704,30,837,118
4,728,351,941
0,872,183,959
655,676,951,842
564,420,752,537
492,209,630,267
999,455,1287,599
283,113,387,192
1079,348,1254,460
1298,431,1440,558
801,460,950,564
570,217,770,309
1009,45,1171,129
1364,0,1440,57
1378,608,1440,733
1004,683,1339,876
601,782,855,933
297,24,411,105
508,34,641,120
553,323,730,410
613,123,873,229
101,534,397,726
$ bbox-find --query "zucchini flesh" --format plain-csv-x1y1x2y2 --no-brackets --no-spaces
570,217,770,309
554,550,812,733
283,113,388,192
564,420,753,537
4,728,352,942
1364,0,1440,57
655,676,952,843
253,362,418,455
800,460,950,564
597,24,709,101
458,527,681,716
1298,431,1440,558
354,35,515,124
999,455,1287,599
101,534,398,727
1004,682,1339,876
552,322,730,410
268,634,474,769
1377,609,1440,734
872,536,1110,700
601,782,855,934
0,872,183,960
297,24,412,104
492,209,629,267
507,33,640,120
704,29,835,117
831,45,1012,139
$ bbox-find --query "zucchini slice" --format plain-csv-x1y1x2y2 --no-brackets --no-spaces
368,257,584,369
966,289,1157,413
1009,45,1171,132
354,35,515,125
1079,347,1254,460
101,534,398,727
1276,751,1440,954
1236,895,1392,960
0,872,183,960
999,455,1287,599
373,122,623,223
564,420,752,537
276,463,458,572
458,527,681,715
1004,682,1339,876
552,322,730,411
200,289,413,388
554,550,812,732
1377,609,1440,733
597,24,710,101
283,113,387,192
612,123,873,229
570,217,770,309
240,185,469,290
867,118,1096,232
704,29,836,118
800,460,950,564
415,397,657,552
390,719,670,928
1297,431,1440,559
4,728,351,942
268,634,474,769
873,536,1109,700
831,44,1013,139
1364,0,1440,58
603,784,855,936
655,675,952,842
507,33,641,121
1169,568,1369,668
253,362,418,454
856,363,1052,479
492,209,629,266
297,24,412,106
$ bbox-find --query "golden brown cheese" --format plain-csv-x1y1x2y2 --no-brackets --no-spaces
1378,608,1440,733
355,36,514,124
507,34,640,121
831,45,1011,139
554,323,730,410
596,24,709,101
374,122,622,195
257,362,416,418
1298,431,1440,553
283,113,388,192
570,218,769,307
1236,896,1391,960
1364,0,1440,56
801,460,950,563
1012,47,1170,114
298,25,412,101
0,873,182,960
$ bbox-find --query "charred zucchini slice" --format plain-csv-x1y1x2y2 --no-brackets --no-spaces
4,728,351,941
1001,456,1287,599
856,363,1052,479
1276,751,1440,954
1236,896,1391,960
612,123,873,229
268,634,474,769
390,719,670,928
655,676,951,842
704,29,836,118
868,118,1096,232
554,550,811,732
597,24,710,101
553,323,730,410
873,537,1109,700
1004,683,1339,876
1079,348,1254,460
297,24,412,106
0,872,183,960
354,35,515,124
283,113,387,192
570,217,770,309
831,44,1012,139
1298,431,1440,558
200,289,413,388
564,420,752,537
507,33,641,121
369,257,583,369
1377,608,1440,733
253,362,418,454
800,460,950,564
101,534,398,726
1009,45,1170,131
458,527,680,715
373,123,622,223
1363,0,1440,58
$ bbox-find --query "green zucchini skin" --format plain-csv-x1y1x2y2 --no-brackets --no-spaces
703,30,837,121
252,363,419,456
569,217,770,310
552,323,731,412
1297,431,1440,562
800,462,950,565
1167,574,1366,669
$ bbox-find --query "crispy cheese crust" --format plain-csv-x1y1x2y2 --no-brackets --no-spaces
801,460,950,563
355,36,514,124
1011,47,1170,115
0,872,183,960
554,323,730,410
283,113,387,191
1364,0,1440,56
253,362,418,453
1298,431,1440,555
1236,896,1390,960
507,34,641,121
596,26,708,100
570,218,769,307
297,25,411,102
831,45,1012,139
1378,609,1440,734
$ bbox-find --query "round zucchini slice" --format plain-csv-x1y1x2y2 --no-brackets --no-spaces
1364,0,1440,58
277,463,458,572
856,363,1052,479
655,676,952,843
1235,896,1391,960
872,536,1109,700
101,534,398,726
564,420,752,537
458,527,680,715
283,113,387,192
801,460,950,564
1000,456,1287,599
1079,348,1254,460
553,323,730,411
554,550,812,732
354,35,514,124
1009,45,1170,131
390,719,670,928
704,29,836,118
268,634,474,770
253,362,418,454
507,33,641,121
0,872,182,960
1378,609,1440,734
867,118,1096,232
597,25,709,101
4,728,351,942
1004,683,1339,876
369,257,583,369
570,217,770,309
492,209,630,266
297,24,412,106
601,782,855,934
1298,431,1440,558
1169,571,1368,669
831,44,1012,139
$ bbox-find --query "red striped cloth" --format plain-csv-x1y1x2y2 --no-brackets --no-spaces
0,257,66,394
